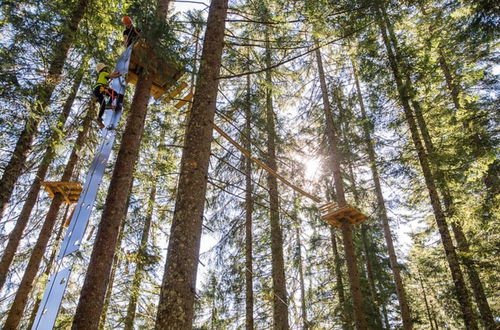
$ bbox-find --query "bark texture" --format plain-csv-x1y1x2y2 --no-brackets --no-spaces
264,33,290,330
243,74,254,330
412,93,495,330
154,0,228,327
71,73,154,329
99,179,134,329
3,101,95,329
315,47,367,329
329,227,352,329
0,0,90,219
351,58,412,329
0,66,85,293
377,6,478,328
124,135,164,329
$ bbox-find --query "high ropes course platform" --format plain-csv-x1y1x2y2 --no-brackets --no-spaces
32,42,366,330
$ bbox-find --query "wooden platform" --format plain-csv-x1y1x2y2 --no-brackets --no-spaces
320,203,367,227
175,91,194,109
41,181,82,204
126,41,184,100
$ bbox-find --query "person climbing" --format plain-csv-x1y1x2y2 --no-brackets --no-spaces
93,62,121,129
122,16,141,48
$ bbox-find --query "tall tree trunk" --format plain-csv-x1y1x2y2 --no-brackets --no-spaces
417,272,435,330
243,73,254,330
0,0,90,219
26,204,70,330
99,178,135,329
124,133,165,329
338,89,383,329
351,57,412,329
72,73,154,329
0,65,86,293
3,101,95,329
293,203,308,330
412,97,495,329
329,227,351,329
263,32,290,330
154,0,228,327
376,6,478,328
315,47,367,329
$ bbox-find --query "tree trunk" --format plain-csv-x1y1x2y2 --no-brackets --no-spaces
376,6,478,328
124,134,164,329
315,47,367,329
417,272,435,330
99,178,134,329
294,204,308,330
0,0,90,219
263,32,290,330
329,227,351,329
412,94,495,330
71,71,154,329
338,89,383,329
154,0,228,327
0,65,86,293
351,57,412,329
26,204,70,330
243,73,254,330
3,101,95,329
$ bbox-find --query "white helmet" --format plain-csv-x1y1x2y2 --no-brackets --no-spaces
95,62,107,72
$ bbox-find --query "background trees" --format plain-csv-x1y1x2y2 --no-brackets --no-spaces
0,0,497,328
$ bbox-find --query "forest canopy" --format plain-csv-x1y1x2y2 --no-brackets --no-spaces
0,0,498,329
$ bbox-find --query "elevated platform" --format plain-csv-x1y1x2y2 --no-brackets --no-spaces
41,181,82,204
126,41,184,100
320,203,367,227
175,91,194,109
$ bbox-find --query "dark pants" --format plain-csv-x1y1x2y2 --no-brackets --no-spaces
93,86,124,120
93,86,106,120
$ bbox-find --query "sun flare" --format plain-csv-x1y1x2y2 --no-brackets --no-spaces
304,158,321,180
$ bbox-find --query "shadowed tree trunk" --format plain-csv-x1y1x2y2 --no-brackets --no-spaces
72,73,154,329
315,47,367,329
264,31,290,330
329,227,351,329
0,64,86,293
292,196,308,329
337,87,383,329
412,97,495,330
3,100,96,329
376,4,477,328
243,73,254,330
154,0,228,327
72,0,180,326
26,204,70,330
350,57,412,329
124,133,165,329
0,0,90,219
99,178,135,329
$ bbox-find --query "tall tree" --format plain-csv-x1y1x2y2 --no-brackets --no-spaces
3,99,96,329
154,0,228,327
263,31,290,330
375,3,478,328
0,62,86,293
351,56,412,329
243,72,255,330
315,47,367,329
0,0,91,219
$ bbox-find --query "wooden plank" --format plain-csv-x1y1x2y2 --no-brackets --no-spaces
174,91,194,109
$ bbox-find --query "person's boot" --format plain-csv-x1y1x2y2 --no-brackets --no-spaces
95,117,105,129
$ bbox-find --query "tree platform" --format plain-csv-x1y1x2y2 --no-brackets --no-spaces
41,181,82,204
126,41,184,100
320,203,367,227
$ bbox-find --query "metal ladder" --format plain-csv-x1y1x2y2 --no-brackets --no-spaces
31,46,133,330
